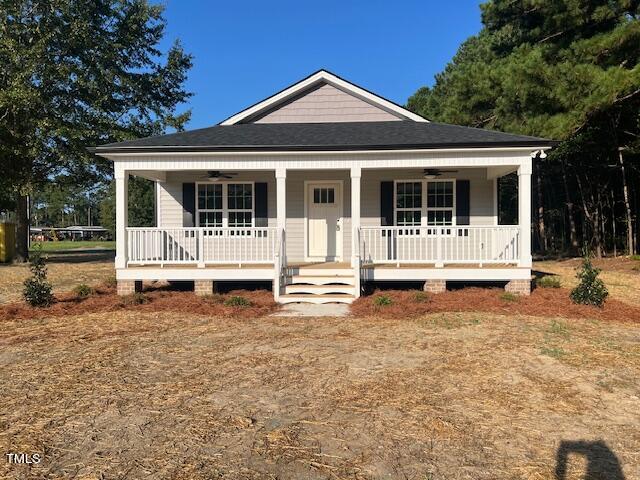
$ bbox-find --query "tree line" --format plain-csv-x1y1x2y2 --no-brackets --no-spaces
407,0,640,257
0,0,191,260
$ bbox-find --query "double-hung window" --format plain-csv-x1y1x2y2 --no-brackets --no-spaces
394,180,456,234
197,184,223,227
426,180,454,234
395,181,422,227
196,183,254,233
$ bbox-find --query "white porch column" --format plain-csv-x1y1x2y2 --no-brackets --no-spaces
276,168,287,232
114,166,129,269
518,160,533,267
350,166,361,268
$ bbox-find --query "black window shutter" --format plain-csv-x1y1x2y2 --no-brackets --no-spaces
456,180,470,225
255,182,268,227
182,183,196,227
380,181,394,226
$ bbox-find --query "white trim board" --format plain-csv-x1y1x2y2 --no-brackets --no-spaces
219,70,428,125
363,267,531,282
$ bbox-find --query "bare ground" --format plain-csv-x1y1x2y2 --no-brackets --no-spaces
1,310,639,479
0,250,115,304
535,257,640,306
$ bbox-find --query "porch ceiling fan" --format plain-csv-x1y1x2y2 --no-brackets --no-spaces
423,168,458,178
200,170,238,181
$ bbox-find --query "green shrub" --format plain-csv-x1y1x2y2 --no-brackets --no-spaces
536,275,561,289
570,253,608,307
373,294,393,307
224,295,251,307
23,245,53,307
121,292,149,306
73,284,94,298
414,291,430,303
500,292,519,302
103,276,117,288
203,293,225,304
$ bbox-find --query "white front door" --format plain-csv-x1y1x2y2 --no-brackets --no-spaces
307,182,342,260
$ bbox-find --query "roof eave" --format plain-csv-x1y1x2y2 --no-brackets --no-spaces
92,141,557,155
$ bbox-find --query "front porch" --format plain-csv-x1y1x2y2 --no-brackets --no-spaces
112,154,535,303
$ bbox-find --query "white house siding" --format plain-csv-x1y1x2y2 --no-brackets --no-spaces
251,83,402,124
360,168,496,227
157,171,277,228
155,168,495,262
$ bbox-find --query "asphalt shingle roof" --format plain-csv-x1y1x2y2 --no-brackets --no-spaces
93,121,554,153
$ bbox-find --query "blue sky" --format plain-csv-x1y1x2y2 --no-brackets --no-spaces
160,0,483,129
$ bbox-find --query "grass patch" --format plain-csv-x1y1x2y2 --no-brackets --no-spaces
373,294,393,307
223,295,252,308
203,293,226,304
630,254,640,261
120,292,149,306
540,346,566,359
414,291,430,303
536,275,561,288
30,240,115,252
500,292,519,302
72,284,94,299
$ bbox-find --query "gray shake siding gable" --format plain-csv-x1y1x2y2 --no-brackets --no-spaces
250,83,402,124
157,168,495,262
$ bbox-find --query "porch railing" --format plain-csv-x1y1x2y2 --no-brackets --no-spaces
126,227,278,266
359,226,520,266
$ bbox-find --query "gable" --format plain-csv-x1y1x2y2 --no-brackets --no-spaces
249,82,402,124
220,69,428,125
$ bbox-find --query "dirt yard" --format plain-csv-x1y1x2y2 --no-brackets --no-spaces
1,309,639,479
0,249,115,304
1,255,639,479
535,257,640,306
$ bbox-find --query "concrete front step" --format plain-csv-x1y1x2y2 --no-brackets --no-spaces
284,284,355,295
278,293,355,304
285,275,355,286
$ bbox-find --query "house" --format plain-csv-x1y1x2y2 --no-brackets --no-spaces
93,70,553,303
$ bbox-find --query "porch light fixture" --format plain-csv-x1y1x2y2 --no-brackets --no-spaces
423,173,437,179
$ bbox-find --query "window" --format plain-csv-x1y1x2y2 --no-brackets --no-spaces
393,180,456,234
313,187,335,204
228,184,253,228
426,181,454,226
197,184,222,227
196,182,254,229
395,181,422,226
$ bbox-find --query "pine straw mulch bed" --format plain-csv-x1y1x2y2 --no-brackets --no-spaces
351,287,640,323
0,285,278,321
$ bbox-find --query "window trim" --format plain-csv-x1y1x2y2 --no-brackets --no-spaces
393,179,457,229
195,181,255,228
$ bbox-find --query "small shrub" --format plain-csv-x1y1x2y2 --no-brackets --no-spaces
373,294,393,307
570,253,608,307
23,245,53,307
73,284,94,298
121,292,149,306
414,291,430,303
103,276,117,288
500,292,519,302
537,275,561,289
203,293,225,304
224,295,251,307
630,254,640,261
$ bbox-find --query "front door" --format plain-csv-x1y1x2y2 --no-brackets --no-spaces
307,182,342,261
